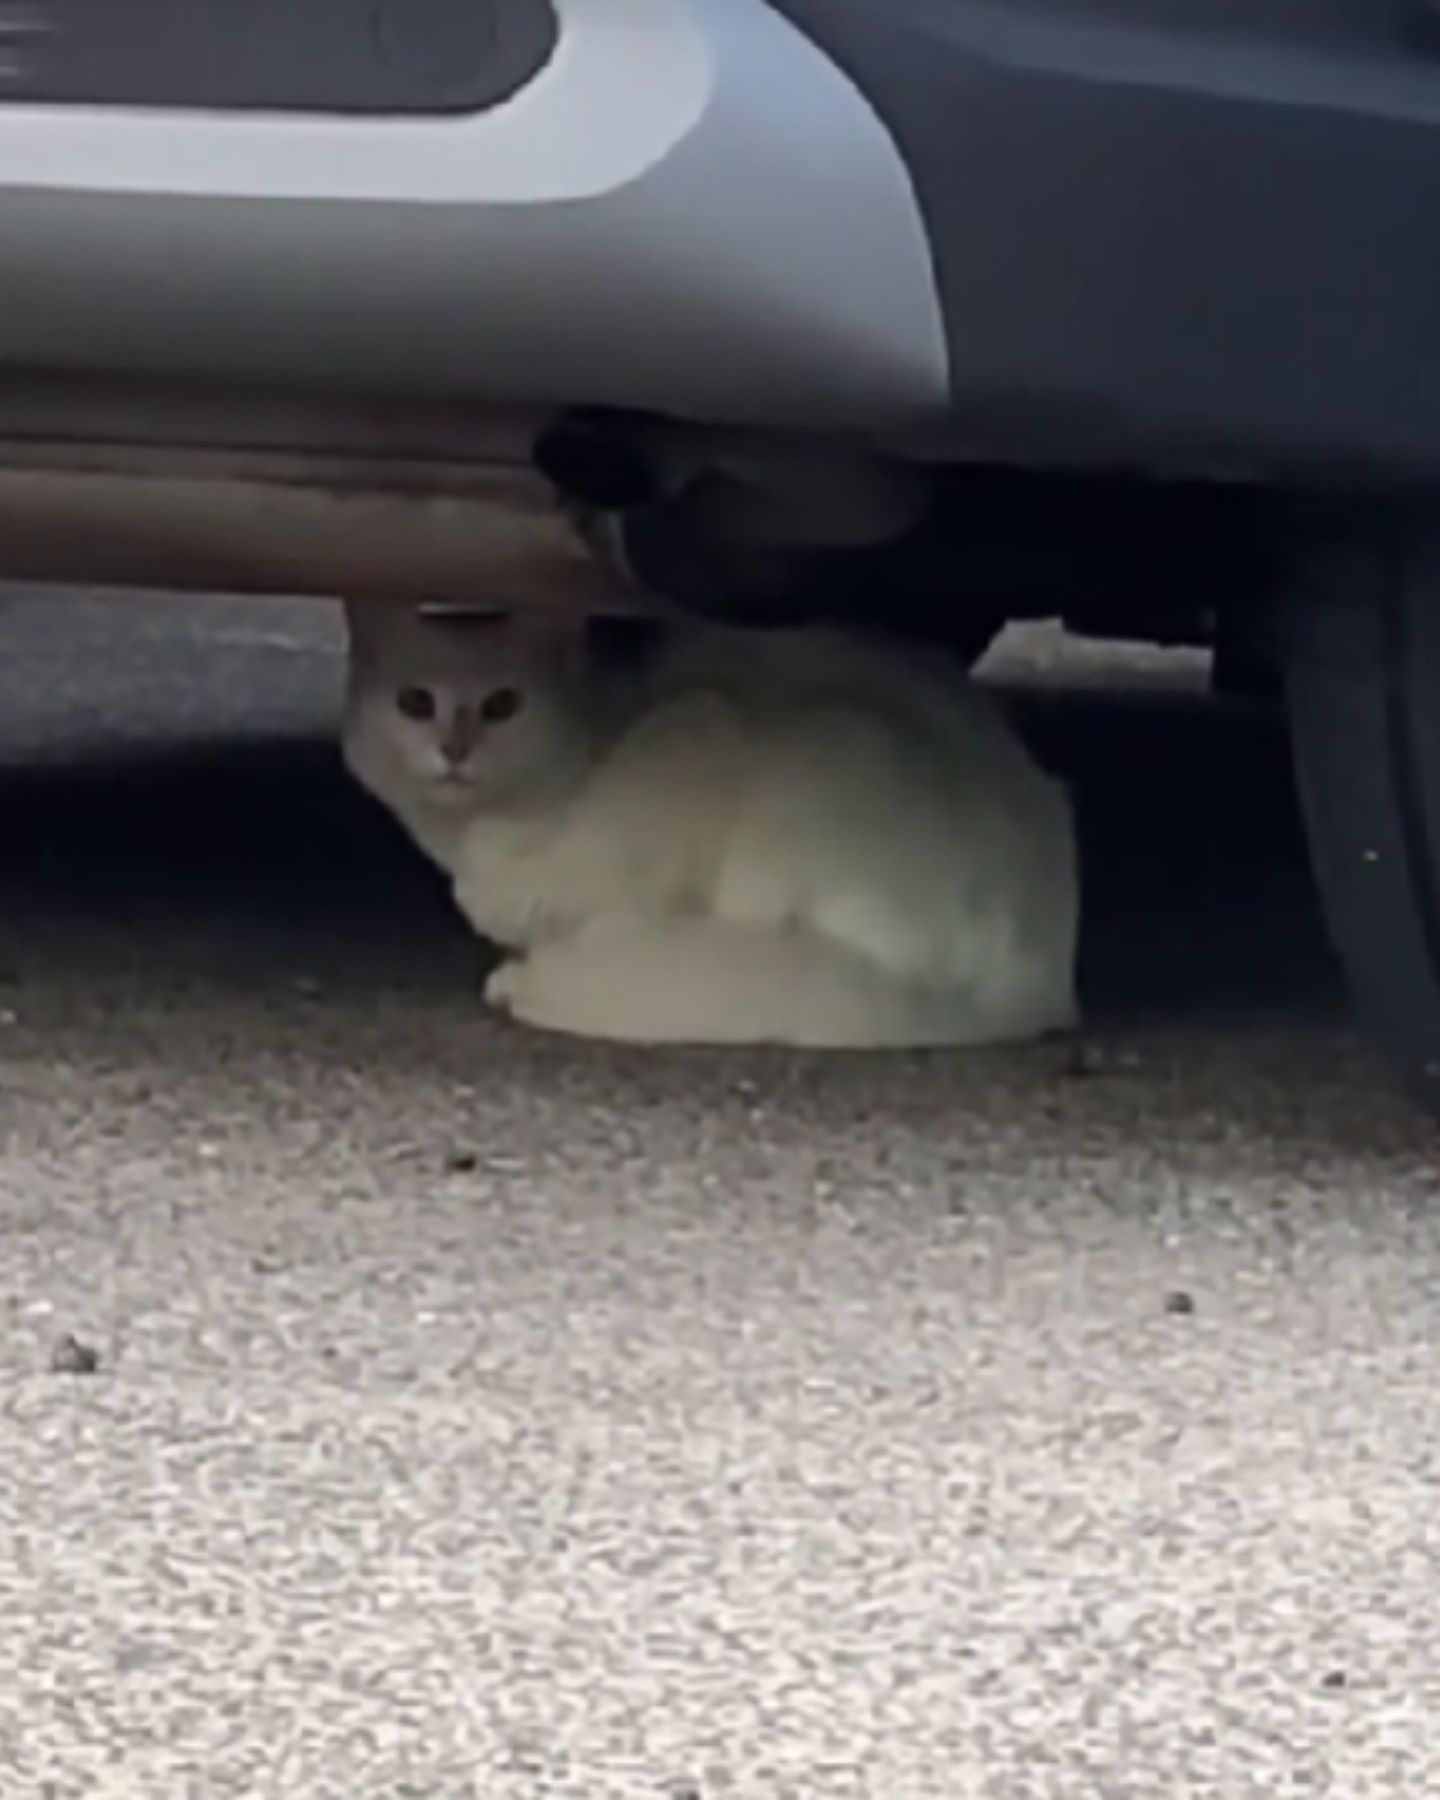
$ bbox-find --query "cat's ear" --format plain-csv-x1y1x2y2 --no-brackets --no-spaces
343,597,418,655
507,605,592,673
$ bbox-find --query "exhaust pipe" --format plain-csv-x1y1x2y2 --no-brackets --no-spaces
0,448,644,610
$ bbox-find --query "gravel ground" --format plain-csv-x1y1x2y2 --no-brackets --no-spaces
0,591,1435,1799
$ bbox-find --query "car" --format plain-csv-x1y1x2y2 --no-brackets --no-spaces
3,0,1439,1114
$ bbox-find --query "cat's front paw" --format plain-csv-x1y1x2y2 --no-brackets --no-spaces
483,957,525,1013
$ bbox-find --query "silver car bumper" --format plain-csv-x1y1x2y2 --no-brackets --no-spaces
0,0,948,431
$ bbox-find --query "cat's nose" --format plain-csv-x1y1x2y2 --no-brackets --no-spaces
441,715,481,764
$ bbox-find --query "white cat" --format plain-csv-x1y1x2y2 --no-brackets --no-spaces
341,601,1080,1048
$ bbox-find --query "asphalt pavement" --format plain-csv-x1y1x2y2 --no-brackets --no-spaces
0,590,1435,1799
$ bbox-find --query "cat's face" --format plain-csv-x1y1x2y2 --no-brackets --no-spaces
345,604,593,812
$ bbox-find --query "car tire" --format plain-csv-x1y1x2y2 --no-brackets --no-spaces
1282,505,1440,1113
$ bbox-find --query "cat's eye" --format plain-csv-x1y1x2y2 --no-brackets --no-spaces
395,685,436,721
481,687,523,725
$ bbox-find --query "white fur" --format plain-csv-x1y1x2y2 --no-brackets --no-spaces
341,603,1079,1048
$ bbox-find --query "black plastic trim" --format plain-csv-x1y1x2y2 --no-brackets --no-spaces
0,0,557,116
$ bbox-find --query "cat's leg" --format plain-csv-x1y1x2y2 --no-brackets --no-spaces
452,803,651,957
482,955,526,1011
483,916,1059,1048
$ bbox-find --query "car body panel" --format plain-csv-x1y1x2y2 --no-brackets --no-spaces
772,0,1440,477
